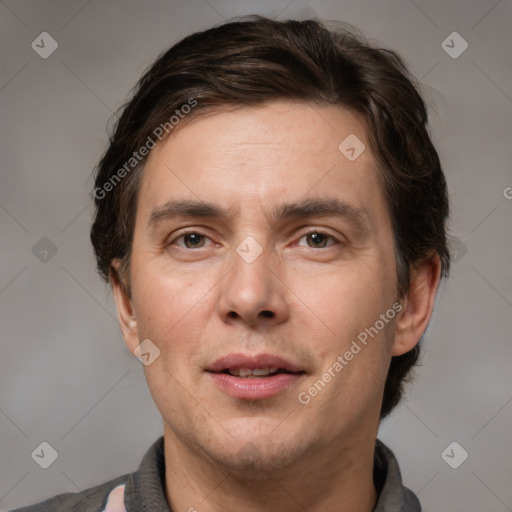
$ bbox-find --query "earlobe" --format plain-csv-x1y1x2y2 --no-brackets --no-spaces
127,314,137,331
110,259,140,353
392,254,442,356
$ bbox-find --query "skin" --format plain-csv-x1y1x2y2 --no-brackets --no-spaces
112,100,441,512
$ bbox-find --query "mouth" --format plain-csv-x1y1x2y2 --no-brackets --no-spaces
221,366,293,377
205,353,306,400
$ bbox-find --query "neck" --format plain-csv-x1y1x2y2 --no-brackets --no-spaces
162,424,379,512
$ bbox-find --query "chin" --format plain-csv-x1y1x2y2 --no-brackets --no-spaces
208,439,304,476
202,421,313,475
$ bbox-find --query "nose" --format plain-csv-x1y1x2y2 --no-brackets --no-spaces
217,241,289,329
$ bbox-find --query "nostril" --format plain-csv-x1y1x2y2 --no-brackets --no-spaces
260,310,274,318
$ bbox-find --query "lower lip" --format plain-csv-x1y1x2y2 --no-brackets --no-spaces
207,372,304,400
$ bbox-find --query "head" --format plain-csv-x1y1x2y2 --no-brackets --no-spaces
91,16,449,471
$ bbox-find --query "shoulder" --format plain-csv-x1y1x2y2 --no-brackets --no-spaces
374,439,421,512
9,473,129,512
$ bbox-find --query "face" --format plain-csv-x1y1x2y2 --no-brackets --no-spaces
113,101,423,474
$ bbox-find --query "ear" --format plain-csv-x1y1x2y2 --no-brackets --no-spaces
392,253,442,356
110,258,140,354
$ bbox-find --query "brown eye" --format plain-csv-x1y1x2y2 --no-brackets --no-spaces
297,231,338,249
182,233,205,248
170,231,213,249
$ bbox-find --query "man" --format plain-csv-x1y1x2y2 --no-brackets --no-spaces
14,15,450,512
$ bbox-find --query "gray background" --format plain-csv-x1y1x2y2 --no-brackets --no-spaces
1,0,511,510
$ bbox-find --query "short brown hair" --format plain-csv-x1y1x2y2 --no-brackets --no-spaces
90,15,450,419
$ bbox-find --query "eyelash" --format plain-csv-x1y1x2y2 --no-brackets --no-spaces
167,229,342,250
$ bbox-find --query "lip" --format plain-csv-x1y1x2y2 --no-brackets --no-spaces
205,353,304,373
208,372,304,400
205,353,306,400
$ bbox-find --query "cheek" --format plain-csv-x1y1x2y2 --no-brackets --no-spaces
307,261,390,337
311,318,396,423
299,258,398,409
131,262,216,364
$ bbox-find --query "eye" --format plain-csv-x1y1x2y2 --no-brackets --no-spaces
169,231,213,249
296,231,339,249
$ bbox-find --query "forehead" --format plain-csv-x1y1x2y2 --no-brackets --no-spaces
137,101,387,228
147,101,371,169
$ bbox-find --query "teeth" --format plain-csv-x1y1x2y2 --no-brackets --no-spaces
239,367,253,377
252,367,271,376
227,367,280,377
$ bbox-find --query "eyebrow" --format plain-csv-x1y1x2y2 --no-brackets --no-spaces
147,197,371,233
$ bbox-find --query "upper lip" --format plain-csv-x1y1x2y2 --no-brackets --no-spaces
205,353,305,373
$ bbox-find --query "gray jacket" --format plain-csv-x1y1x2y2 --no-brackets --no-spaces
11,437,420,511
